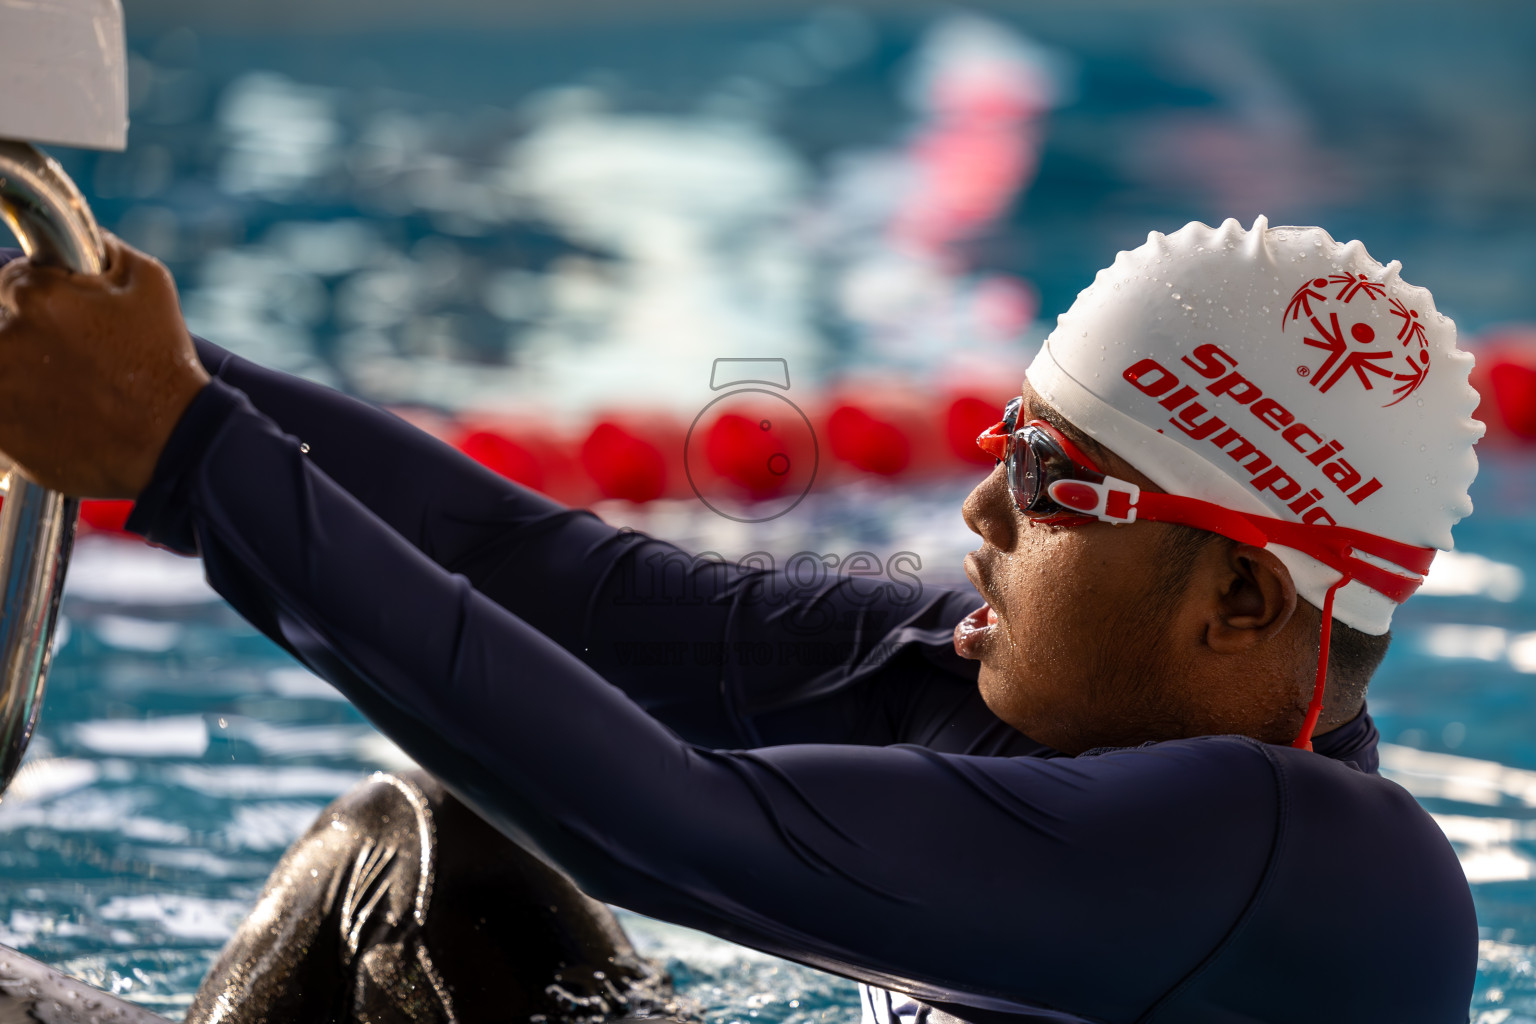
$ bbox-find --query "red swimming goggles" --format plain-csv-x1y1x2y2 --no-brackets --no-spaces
976,397,1436,750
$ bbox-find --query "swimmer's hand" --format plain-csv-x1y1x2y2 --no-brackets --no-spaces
0,235,209,498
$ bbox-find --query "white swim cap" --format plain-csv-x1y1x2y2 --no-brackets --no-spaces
1026,216,1484,634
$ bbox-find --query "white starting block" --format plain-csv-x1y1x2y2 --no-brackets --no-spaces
0,0,127,151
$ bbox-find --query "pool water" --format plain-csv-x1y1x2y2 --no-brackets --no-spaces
39,5,1536,420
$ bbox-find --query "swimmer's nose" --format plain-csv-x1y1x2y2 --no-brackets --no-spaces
962,465,1017,551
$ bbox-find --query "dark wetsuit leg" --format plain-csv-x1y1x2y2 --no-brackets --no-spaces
186,771,689,1024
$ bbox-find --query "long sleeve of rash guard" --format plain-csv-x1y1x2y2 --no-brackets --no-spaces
0,231,984,755
185,337,1027,755
122,377,1476,1024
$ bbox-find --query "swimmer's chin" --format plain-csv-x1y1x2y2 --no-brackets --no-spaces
973,663,1045,742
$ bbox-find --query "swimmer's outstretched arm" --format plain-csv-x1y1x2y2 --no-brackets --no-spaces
187,332,999,749
190,337,995,750
0,246,994,749
18,249,1014,753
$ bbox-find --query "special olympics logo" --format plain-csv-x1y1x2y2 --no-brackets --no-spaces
1280,273,1430,407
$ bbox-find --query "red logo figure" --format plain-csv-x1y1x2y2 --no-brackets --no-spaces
1327,272,1387,304
1385,298,1431,406
1281,276,1430,407
1283,277,1329,324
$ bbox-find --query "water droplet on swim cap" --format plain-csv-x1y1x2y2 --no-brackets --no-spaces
1025,215,1484,634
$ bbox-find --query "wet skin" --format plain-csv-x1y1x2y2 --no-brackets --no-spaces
953,384,1335,756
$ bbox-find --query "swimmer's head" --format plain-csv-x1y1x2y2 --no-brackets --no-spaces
958,217,1483,754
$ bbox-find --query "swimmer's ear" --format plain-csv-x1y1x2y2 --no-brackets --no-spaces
1205,543,1298,653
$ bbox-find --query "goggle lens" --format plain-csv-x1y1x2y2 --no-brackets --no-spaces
977,400,1099,520
1005,431,1035,512
1013,428,1076,517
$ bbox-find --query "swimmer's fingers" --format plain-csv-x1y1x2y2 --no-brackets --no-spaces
0,252,73,322
0,232,142,328
0,231,145,304
0,235,208,498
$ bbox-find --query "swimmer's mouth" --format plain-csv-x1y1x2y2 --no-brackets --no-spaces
956,554,1000,659
953,603,998,660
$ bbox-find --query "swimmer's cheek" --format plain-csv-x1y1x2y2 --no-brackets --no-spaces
0,234,209,499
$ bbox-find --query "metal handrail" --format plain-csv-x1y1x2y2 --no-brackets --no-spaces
0,140,106,795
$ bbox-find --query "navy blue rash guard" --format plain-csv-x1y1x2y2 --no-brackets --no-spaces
103,339,1476,1024
8,254,1463,1021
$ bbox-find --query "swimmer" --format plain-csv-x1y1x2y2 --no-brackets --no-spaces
0,218,1483,1023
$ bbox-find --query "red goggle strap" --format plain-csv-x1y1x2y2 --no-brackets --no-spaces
1291,575,1349,752
1127,490,1423,754
1133,491,1433,605
975,418,1435,603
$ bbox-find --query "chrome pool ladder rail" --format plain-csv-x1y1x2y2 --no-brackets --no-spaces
0,140,107,795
